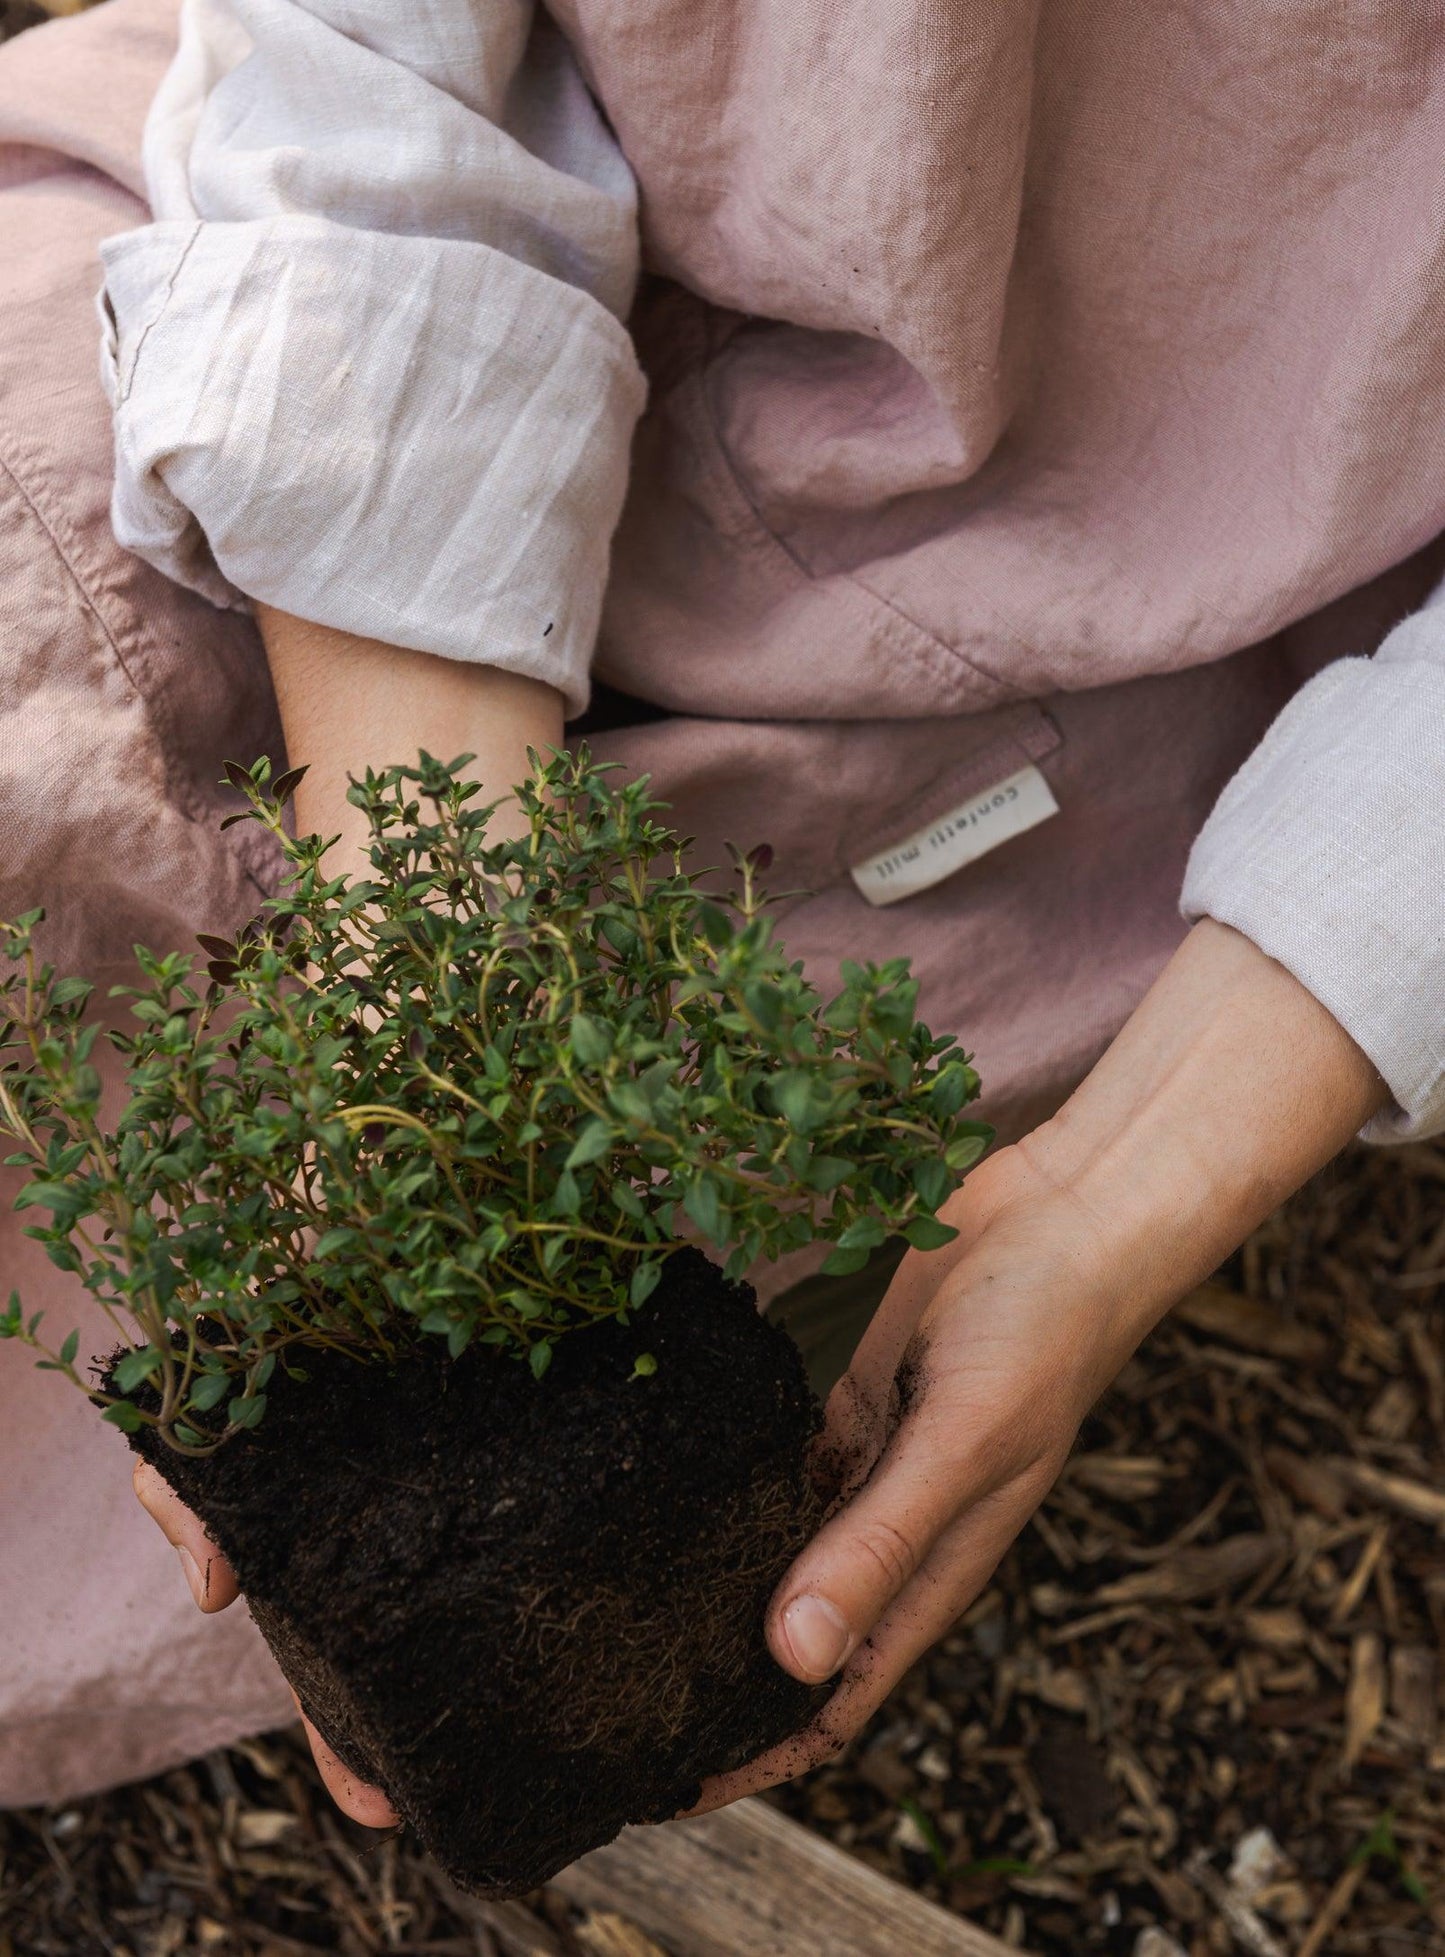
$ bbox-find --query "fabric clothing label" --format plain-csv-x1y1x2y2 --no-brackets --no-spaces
849,765,1060,907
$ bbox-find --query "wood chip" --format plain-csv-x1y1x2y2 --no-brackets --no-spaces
1242,1607,1307,1650
1329,1523,1389,1626
1365,1379,1419,1442
1297,1860,1367,1957
1388,1643,1438,1750
1331,1458,1445,1531
1175,1283,1330,1364
1133,1933,1189,1957
234,1811,298,1848
1089,1534,1280,1607
574,1912,672,1957
1263,1449,1350,1519
1183,1850,1289,1957
1341,1630,1387,1775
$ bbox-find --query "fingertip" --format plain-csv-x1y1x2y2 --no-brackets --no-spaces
771,1591,854,1684
297,1703,401,1829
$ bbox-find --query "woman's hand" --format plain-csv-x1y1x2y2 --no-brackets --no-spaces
689,918,1389,1812
133,608,561,1826
132,1461,402,1825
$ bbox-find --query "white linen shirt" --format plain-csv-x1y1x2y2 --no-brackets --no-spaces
101,0,646,717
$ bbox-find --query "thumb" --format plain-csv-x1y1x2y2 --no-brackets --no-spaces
767,1389,961,1683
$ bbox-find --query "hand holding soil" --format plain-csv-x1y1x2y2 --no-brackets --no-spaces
693,917,1391,1812
131,1458,402,1827
1,750,987,1891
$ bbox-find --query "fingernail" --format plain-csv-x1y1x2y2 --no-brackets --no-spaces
177,1544,206,1607
779,1594,852,1681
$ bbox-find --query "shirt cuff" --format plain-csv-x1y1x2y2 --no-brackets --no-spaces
99,215,648,718
1181,648,1445,1142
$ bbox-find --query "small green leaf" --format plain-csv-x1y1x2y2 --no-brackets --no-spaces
188,1373,230,1412
696,902,734,950
630,1261,661,1310
683,1174,723,1242
570,1013,613,1068
944,1132,991,1174
529,1341,553,1381
835,1215,886,1253
114,1345,162,1393
101,1401,144,1433
821,1245,871,1277
804,1155,853,1193
228,1394,267,1430
565,1119,613,1170
59,1329,79,1367
630,1352,658,1380
911,1157,953,1210
769,1072,832,1136
904,1215,959,1252
271,764,309,803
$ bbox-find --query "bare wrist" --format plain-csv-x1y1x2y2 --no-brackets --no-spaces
256,606,564,868
1020,920,1387,1307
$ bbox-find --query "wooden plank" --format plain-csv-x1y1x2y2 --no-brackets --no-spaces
550,1796,1031,1957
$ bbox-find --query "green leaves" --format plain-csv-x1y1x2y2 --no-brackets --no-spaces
113,1345,163,1393
911,1157,954,1211
187,1373,231,1412
768,1071,835,1136
569,1013,613,1068
0,746,988,1453
682,1174,725,1243
565,1119,613,1170
904,1215,959,1252
629,1261,662,1310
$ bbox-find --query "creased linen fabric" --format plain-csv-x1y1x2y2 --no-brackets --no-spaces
100,0,647,715
1185,585,1445,1140
3,0,1445,1807
98,0,1445,1140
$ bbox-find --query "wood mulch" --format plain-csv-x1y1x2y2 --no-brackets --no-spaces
773,1139,1445,1957
2,9,1441,1952
4,1141,1442,1955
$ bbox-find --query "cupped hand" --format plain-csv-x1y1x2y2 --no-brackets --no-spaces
132,1460,400,1827
689,919,1388,1813
687,1140,1142,1811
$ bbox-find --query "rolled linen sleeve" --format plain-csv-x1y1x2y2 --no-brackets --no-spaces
99,0,647,715
1182,579,1445,1141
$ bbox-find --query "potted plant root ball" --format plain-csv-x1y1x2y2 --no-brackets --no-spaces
0,748,991,1895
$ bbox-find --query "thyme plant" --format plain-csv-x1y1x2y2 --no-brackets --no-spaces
0,750,989,1454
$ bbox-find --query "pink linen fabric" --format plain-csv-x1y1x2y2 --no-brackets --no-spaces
582,1,1445,721
1,0,1443,1804
0,3,297,1803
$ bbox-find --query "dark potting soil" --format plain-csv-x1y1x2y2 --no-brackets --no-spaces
129,1250,827,1895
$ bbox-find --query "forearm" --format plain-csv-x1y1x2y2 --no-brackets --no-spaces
1020,918,1388,1328
724,920,1393,1773
257,605,564,867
